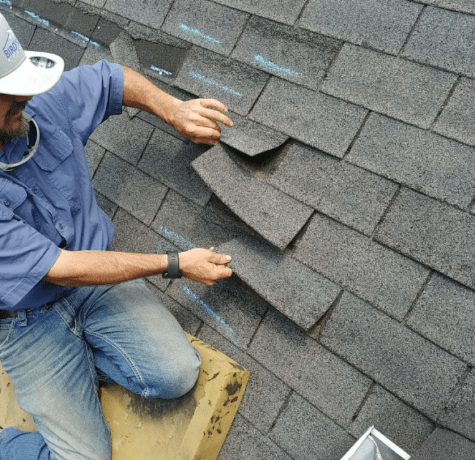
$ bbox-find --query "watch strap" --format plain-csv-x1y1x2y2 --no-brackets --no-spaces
162,251,182,279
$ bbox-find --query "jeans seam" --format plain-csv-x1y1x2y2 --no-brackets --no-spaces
0,321,14,349
85,330,150,397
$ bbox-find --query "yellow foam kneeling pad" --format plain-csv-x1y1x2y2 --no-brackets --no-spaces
0,334,249,460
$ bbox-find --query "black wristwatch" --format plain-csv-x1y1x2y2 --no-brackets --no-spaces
162,251,182,279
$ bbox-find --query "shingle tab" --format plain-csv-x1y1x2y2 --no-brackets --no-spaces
321,292,467,419
175,47,269,115
433,78,475,146
293,213,429,320
217,235,341,331
92,153,168,225
418,0,475,14
299,0,422,55
232,16,340,91
162,0,249,56
347,114,475,209
268,141,398,235
91,17,123,46
375,188,475,292
412,429,475,460
248,309,372,426
105,0,172,28
211,0,307,26
192,144,314,249
322,44,456,129
269,393,355,460
138,131,212,207
250,77,367,158
349,385,434,453
403,7,475,78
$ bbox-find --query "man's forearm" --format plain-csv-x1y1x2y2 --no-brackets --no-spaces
44,249,168,287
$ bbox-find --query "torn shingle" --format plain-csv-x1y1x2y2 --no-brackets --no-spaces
375,188,475,293
402,7,475,78
411,429,475,460
299,0,422,55
92,153,168,226
294,213,429,320
192,144,314,249
138,130,212,207
232,16,340,91
162,0,249,56
322,44,456,129
320,292,467,419
175,47,269,116
104,0,172,29
250,77,367,158
248,309,372,427
407,274,475,366
217,235,341,331
220,111,289,156
347,113,475,209
267,141,398,236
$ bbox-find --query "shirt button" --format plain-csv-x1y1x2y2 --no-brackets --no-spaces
59,223,63,229
4,200,10,206
32,188,38,194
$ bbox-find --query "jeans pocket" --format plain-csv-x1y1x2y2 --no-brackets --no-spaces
0,320,15,351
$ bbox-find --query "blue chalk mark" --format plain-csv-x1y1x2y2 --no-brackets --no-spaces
190,71,242,97
71,31,100,48
180,24,221,45
183,286,235,336
0,1,12,7
150,65,173,76
255,55,302,77
25,11,50,27
159,226,196,250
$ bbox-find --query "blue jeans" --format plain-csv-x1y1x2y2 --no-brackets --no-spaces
0,279,201,460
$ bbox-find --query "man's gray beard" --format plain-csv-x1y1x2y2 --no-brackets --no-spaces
0,113,30,146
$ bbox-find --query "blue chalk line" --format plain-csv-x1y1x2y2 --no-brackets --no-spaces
150,65,173,76
159,227,196,250
25,11,50,27
0,1,12,7
71,31,100,48
255,55,302,77
180,24,221,45
190,71,242,97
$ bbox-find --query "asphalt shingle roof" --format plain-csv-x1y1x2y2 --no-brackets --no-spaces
6,0,475,457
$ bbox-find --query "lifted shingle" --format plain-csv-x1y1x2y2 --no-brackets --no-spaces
322,44,456,129
320,292,467,419
299,0,422,55
232,16,340,91
347,114,475,209
375,188,475,292
294,213,429,320
192,144,314,249
250,77,367,158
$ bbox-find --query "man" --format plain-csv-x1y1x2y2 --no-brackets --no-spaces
0,12,233,460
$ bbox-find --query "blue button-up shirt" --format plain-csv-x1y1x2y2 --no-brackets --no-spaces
0,60,124,311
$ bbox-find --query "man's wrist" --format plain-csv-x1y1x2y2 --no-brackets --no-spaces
162,251,182,279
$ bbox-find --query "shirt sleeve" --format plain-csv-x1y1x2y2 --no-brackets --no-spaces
0,212,61,310
47,60,124,144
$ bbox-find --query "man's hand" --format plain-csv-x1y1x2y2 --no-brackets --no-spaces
169,98,233,145
179,247,233,285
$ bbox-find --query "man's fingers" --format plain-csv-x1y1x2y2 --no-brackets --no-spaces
208,251,232,265
199,98,228,113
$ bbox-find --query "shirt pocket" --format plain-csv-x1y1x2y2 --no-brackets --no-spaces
0,179,27,221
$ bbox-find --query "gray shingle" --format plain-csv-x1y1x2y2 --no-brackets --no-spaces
268,141,398,236
220,111,289,157
269,393,355,460
199,325,291,434
232,16,340,91
412,429,475,460
192,144,314,249
402,7,475,78
92,153,168,225
299,0,422,55
375,188,475,291
349,385,434,453
89,112,154,165
84,139,105,178
218,415,292,460
91,17,123,46
320,292,467,419
162,0,249,56
217,235,341,331
418,0,475,14
165,276,267,349
407,274,475,366
293,213,429,320
322,44,456,129
211,0,307,26
79,42,113,66
109,31,142,72
175,47,269,116
138,131,212,206
94,191,117,220
248,309,372,426
250,77,367,158
434,78,475,146
104,0,172,28
347,114,475,209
